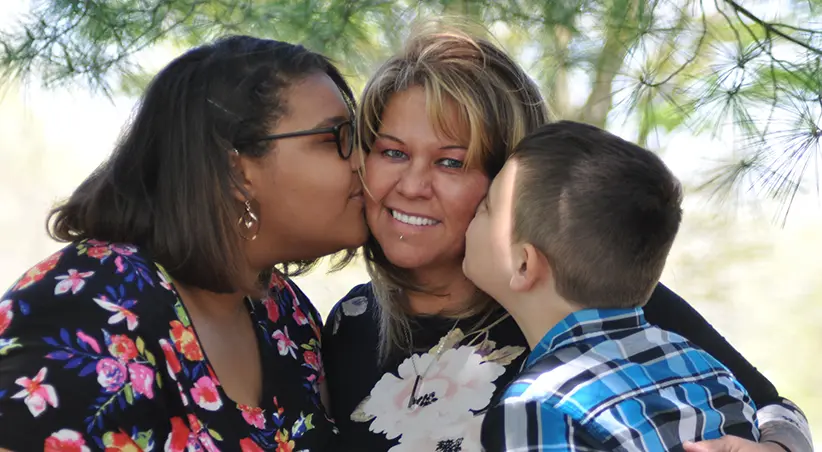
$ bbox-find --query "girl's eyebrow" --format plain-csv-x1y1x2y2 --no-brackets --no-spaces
313,115,349,128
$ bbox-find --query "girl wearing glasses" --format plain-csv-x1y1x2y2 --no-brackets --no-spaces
0,36,363,451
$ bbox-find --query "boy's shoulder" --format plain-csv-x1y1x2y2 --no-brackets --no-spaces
504,323,741,409
498,324,758,446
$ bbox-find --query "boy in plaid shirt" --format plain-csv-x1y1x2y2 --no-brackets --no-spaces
463,121,758,451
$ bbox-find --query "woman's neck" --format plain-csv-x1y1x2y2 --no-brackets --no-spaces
174,281,248,321
406,263,478,316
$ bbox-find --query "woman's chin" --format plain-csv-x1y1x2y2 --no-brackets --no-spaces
381,246,443,271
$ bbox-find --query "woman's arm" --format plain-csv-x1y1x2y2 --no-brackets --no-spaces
645,283,814,452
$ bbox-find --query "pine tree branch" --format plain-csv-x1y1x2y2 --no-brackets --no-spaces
643,1,709,88
723,0,822,56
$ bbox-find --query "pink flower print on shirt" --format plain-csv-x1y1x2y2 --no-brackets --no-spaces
165,417,191,452
108,334,139,361
12,367,59,417
159,338,183,377
54,269,94,295
76,330,102,353
94,295,139,331
292,299,308,326
240,437,264,452
302,350,320,373
190,376,222,411
263,296,281,324
96,358,128,392
101,430,143,451
238,404,266,429
44,429,91,452
272,327,298,359
169,321,204,362
86,245,112,261
128,363,155,399
12,251,62,292
0,299,13,336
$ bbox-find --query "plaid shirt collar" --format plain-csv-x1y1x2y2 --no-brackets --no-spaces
525,307,647,368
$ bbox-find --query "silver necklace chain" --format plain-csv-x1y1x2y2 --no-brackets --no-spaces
407,319,460,409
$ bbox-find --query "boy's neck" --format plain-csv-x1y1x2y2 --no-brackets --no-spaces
504,287,581,350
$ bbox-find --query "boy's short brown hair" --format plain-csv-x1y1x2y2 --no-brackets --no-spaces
511,121,683,308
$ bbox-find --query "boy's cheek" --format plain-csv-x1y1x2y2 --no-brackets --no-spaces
463,228,488,281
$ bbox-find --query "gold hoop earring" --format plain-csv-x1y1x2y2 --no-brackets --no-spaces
238,200,260,241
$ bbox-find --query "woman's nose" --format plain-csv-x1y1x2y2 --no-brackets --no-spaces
395,163,433,199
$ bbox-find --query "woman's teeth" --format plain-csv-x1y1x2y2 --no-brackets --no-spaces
390,209,439,226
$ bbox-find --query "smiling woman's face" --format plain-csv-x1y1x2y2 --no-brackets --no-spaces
364,86,490,272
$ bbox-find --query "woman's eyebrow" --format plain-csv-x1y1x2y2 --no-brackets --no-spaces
375,133,466,150
376,133,405,144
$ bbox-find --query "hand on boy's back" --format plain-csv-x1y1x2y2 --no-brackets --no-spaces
684,437,786,452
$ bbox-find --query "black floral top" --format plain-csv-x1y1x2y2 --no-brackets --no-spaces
0,240,334,451
323,282,809,452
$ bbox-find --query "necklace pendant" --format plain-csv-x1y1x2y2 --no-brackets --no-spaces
407,375,423,409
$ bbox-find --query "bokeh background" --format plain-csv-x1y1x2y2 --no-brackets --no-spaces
1,0,819,446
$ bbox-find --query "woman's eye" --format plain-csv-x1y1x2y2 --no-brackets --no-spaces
381,149,407,159
438,158,464,169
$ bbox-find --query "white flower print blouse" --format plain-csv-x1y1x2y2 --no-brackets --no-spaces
321,283,813,452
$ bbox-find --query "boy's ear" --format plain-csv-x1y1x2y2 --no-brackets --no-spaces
509,243,550,293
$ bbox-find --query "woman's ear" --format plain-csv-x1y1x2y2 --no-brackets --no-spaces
230,149,256,203
509,243,550,293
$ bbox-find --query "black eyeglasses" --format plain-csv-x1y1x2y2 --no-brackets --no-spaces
242,120,355,160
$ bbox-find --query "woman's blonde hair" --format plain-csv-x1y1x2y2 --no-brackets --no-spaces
358,19,551,362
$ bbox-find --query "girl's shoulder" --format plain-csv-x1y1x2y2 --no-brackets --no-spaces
4,240,174,316
2,240,181,349
7,240,160,291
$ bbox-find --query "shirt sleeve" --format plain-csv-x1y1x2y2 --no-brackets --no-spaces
0,245,172,451
757,399,814,452
480,398,604,452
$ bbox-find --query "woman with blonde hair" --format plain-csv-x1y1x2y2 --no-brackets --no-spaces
322,22,812,452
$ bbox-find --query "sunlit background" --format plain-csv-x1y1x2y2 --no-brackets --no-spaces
0,0,819,447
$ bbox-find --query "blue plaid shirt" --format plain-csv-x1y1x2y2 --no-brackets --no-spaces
481,308,759,451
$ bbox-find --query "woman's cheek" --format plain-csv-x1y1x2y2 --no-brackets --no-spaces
364,157,400,195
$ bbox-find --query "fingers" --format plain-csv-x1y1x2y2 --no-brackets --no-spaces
683,436,774,452
682,437,747,452
683,440,719,452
